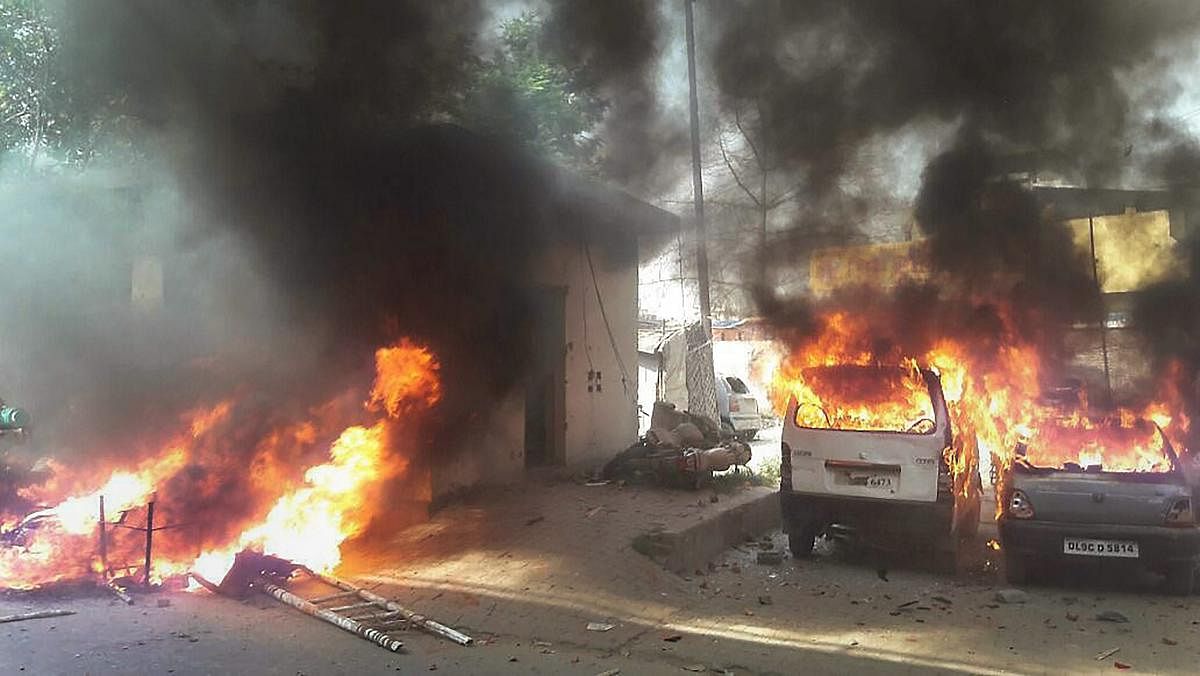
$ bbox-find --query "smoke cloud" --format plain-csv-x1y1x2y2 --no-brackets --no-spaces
0,0,679,513
714,1,1200,384
542,0,686,188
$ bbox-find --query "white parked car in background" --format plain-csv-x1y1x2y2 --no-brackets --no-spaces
716,374,764,441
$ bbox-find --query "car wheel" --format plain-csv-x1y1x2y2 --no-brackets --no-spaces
788,524,817,558
1164,562,1196,596
1004,552,1029,585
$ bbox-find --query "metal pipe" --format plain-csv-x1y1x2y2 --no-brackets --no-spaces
309,590,360,604
0,609,75,624
189,571,220,594
684,0,711,323
257,580,404,653
97,495,107,579
107,580,133,605
1088,214,1113,403
306,570,473,646
143,500,155,587
328,601,377,613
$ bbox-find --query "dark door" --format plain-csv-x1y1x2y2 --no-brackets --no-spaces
525,286,566,467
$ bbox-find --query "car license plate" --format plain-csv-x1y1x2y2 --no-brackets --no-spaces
1062,538,1139,558
845,472,893,489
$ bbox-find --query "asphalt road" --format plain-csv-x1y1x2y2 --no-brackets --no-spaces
5,533,1200,675
5,449,1200,676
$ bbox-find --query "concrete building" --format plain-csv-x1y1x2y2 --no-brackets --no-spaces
420,128,681,503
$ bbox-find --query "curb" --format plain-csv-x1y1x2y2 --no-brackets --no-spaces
633,488,781,574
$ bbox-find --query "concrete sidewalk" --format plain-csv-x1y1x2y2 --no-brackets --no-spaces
348,478,781,579
339,478,782,656
631,484,780,574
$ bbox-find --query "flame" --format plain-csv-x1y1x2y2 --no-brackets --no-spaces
191,421,400,583
2,339,440,591
771,308,1185,520
369,339,442,416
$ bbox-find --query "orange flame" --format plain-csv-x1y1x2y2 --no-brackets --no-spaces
1,339,441,591
368,339,442,417
771,309,1184,519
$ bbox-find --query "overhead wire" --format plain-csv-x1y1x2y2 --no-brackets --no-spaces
584,240,633,399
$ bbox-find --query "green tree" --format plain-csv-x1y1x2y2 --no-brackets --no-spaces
0,0,61,169
462,12,607,173
0,0,147,173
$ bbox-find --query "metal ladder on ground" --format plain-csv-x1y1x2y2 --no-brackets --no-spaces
255,567,472,653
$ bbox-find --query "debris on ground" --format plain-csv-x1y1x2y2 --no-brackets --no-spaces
1162,637,1178,646
193,550,471,652
1114,661,1132,670
586,622,615,632
594,670,622,676
1095,610,1130,623
1065,612,1079,622
0,609,76,624
993,589,1029,604
107,581,134,605
756,550,784,565
525,516,545,526
662,634,683,642
931,596,953,605
1095,647,1120,661
600,402,751,489
758,595,773,605
681,665,707,672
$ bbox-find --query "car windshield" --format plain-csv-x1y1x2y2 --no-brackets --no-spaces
790,364,936,434
1017,416,1173,473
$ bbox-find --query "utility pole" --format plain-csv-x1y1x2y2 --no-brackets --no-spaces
685,0,711,324
683,0,720,425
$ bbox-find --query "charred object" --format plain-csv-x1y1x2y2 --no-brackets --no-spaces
603,402,752,488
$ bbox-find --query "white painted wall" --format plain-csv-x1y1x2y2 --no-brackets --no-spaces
430,237,640,500
535,239,639,469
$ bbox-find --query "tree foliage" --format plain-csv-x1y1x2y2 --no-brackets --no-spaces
0,6,606,175
461,12,608,173
0,0,141,172
0,0,61,168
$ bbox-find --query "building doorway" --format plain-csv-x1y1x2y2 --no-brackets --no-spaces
525,286,566,467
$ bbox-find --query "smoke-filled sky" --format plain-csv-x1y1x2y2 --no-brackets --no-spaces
6,0,1200,460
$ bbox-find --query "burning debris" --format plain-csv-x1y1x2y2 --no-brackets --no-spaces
1,340,441,592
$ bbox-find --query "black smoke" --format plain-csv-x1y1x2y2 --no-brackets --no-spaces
0,0,673,488
714,1,1200,378
709,0,1200,194
542,0,686,188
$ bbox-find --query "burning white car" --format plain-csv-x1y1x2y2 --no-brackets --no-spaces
779,364,981,566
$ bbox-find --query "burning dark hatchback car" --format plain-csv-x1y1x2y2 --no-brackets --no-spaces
998,416,1200,595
